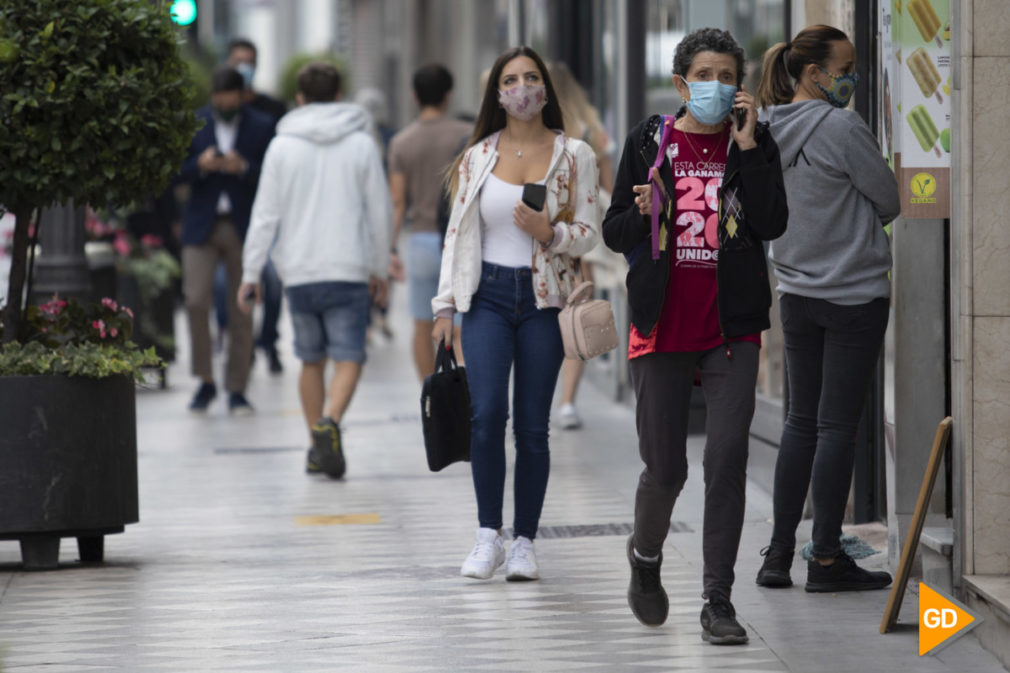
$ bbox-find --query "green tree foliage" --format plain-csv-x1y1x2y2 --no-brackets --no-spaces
0,0,201,342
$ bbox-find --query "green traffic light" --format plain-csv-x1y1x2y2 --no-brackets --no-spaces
171,0,197,26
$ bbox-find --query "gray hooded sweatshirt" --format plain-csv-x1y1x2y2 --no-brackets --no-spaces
759,100,900,304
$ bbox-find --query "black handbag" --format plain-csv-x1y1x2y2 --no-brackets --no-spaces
420,341,471,472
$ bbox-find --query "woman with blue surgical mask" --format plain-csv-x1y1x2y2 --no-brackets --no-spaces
602,28,788,642
753,26,900,594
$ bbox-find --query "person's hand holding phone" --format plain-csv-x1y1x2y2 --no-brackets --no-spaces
197,145,222,173
514,183,553,244
220,150,248,175
731,86,758,151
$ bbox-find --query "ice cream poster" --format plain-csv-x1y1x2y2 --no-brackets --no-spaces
881,0,951,218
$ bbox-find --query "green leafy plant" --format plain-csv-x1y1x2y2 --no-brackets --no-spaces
0,0,201,343
0,295,159,380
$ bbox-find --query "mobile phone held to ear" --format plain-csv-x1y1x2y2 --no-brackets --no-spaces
735,107,747,131
521,183,547,212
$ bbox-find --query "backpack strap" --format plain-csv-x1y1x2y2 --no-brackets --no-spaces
649,116,675,260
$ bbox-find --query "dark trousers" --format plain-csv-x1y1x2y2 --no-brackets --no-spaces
630,341,759,601
257,259,283,352
213,258,283,352
461,262,564,540
770,294,889,558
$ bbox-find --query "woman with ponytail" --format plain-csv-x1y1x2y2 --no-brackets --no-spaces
754,26,901,593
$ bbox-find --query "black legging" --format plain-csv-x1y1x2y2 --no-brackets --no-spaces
770,293,889,558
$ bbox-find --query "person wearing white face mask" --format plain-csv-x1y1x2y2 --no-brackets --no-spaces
602,28,788,642
226,38,288,374
432,46,600,582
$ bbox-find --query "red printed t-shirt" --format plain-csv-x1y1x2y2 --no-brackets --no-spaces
628,125,761,359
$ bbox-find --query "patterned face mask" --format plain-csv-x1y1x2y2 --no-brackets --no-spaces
498,84,547,121
816,66,859,108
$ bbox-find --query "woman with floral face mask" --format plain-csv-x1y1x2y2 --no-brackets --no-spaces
432,46,599,582
602,28,787,643
753,27,900,593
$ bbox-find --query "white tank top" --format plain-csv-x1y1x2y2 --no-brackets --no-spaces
480,173,535,268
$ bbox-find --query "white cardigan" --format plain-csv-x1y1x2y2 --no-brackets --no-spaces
432,131,600,317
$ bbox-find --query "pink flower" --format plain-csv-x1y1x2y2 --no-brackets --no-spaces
140,234,163,248
92,319,107,338
40,294,67,316
109,327,119,338
124,307,134,319
113,233,131,257
101,297,119,311
85,217,110,238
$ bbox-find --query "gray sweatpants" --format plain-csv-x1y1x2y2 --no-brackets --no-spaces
629,341,758,601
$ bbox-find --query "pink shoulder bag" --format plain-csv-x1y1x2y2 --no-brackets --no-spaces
558,281,618,361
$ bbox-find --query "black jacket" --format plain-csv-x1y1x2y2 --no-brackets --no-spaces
602,111,788,339
176,105,275,247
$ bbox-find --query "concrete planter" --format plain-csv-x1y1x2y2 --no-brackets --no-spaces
0,374,139,569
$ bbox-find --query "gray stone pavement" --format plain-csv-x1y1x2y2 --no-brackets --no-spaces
0,290,1004,672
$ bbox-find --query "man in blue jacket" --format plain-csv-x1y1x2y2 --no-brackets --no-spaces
177,66,274,414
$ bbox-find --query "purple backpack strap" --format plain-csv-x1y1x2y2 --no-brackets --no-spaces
650,116,675,260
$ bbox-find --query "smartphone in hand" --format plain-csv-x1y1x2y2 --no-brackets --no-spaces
735,107,747,131
521,183,547,212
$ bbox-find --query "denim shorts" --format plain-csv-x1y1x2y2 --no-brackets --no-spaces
285,281,370,364
406,231,442,321
407,232,462,326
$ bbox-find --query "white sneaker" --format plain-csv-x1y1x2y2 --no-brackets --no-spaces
558,403,582,430
461,528,505,579
505,536,540,581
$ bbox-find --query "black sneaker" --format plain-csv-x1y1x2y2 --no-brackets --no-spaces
227,392,255,416
701,597,749,645
188,382,217,413
756,545,794,587
805,551,892,593
626,536,668,626
308,417,345,479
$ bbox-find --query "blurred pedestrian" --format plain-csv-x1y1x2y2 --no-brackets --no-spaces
547,61,616,430
228,37,287,374
603,28,787,641
754,26,899,593
239,63,392,480
355,87,396,170
227,38,288,125
432,46,600,581
177,66,274,414
355,87,397,342
388,64,472,381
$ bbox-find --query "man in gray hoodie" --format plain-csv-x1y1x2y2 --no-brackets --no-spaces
239,62,392,479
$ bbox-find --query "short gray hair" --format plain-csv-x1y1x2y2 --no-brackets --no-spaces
673,27,746,86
